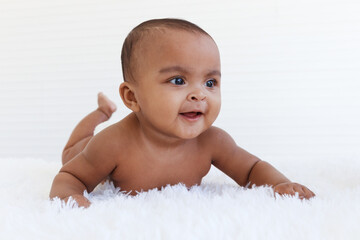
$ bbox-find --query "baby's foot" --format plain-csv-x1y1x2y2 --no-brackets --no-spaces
97,92,117,119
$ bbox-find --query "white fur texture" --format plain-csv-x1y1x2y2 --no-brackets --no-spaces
0,157,359,240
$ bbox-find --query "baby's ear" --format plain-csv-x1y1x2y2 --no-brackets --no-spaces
119,82,140,112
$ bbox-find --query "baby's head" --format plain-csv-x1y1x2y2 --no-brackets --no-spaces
120,18,221,140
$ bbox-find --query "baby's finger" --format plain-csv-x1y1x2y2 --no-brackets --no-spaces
302,186,316,199
274,185,295,197
292,185,306,199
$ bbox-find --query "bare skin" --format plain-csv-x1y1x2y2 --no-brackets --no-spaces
62,92,117,165
56,93,117,207
50,28,315,208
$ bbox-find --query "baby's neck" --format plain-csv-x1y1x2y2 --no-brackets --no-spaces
133,114,190,150
140,125,189,150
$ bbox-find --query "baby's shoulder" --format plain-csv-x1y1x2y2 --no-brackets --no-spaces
198,127,239,160
198,126,236,146
84,118,134,156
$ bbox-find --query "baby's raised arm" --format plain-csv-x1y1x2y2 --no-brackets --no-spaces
49,134,117,207
206,127,315,199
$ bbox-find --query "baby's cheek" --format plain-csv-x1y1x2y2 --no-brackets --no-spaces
210,100,221,119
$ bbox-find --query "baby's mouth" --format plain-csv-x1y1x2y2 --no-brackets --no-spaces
179,112,203,121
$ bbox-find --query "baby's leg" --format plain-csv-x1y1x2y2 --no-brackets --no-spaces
62,92,117,165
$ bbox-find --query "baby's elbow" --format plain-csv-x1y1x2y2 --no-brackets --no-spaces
244,160,262,187
49,172,88,199
49,173,64,199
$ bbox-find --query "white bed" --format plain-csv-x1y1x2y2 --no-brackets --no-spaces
1,156,359,239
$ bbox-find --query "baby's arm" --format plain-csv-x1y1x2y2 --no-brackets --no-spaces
247,161,315,199
207,127,315,199
50,135,117,207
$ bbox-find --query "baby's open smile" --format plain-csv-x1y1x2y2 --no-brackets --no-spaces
179,111,203,121
179,103,207,122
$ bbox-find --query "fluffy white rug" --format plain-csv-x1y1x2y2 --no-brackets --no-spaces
1,157,359,240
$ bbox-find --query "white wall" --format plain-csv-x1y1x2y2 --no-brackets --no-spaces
1,0,359,164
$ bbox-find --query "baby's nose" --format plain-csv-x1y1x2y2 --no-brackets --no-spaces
187,89,206,101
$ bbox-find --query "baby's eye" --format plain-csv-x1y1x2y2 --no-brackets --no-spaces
205,79,216,88
169,77,185,85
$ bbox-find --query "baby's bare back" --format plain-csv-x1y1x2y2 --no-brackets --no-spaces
66,113,213,195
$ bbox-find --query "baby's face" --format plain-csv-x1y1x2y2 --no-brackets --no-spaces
132,29,221,139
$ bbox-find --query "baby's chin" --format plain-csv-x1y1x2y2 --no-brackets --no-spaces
175,126,210,140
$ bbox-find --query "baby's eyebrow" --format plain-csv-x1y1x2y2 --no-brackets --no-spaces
206,70,221,78
159,65,221,77
159,65,189,74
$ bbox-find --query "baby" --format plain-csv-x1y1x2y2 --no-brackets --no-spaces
50,18,315,207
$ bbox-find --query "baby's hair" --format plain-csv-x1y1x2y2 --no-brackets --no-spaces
121,18,212,82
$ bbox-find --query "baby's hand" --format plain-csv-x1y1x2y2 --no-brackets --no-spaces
273,182,315,200
64,194,91,208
